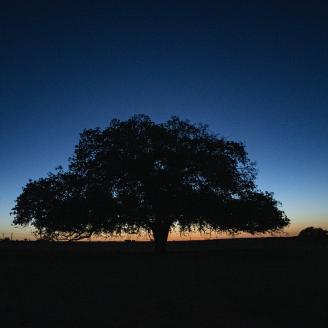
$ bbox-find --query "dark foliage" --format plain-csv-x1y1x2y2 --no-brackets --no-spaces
12,115,289,250
298,227,328,240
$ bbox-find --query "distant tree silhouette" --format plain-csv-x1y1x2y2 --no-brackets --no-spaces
298,227,328,240
12,115,289,251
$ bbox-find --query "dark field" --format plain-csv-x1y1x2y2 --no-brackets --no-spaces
1,238,327,328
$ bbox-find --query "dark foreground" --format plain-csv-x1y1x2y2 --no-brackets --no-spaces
1,238,327,328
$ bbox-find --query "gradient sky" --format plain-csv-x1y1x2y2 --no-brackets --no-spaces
1,0,327,239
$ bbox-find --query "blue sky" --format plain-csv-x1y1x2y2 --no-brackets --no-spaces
1,1,327,238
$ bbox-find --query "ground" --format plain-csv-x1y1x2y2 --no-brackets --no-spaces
1,238,327,328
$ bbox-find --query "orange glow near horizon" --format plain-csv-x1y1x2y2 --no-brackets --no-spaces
3,222,327,241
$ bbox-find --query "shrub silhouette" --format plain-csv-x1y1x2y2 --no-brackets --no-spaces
298,227,328,240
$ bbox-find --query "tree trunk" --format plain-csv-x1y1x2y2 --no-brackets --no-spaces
152,222,170,253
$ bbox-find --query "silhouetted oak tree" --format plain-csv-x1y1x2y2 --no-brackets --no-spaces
12,115,289,251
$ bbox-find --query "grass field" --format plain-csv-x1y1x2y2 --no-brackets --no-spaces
1,238,327,327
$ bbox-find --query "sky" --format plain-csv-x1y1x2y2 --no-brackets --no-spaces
0,0,327,239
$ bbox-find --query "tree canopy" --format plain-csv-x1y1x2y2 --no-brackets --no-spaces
12,115,289,251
